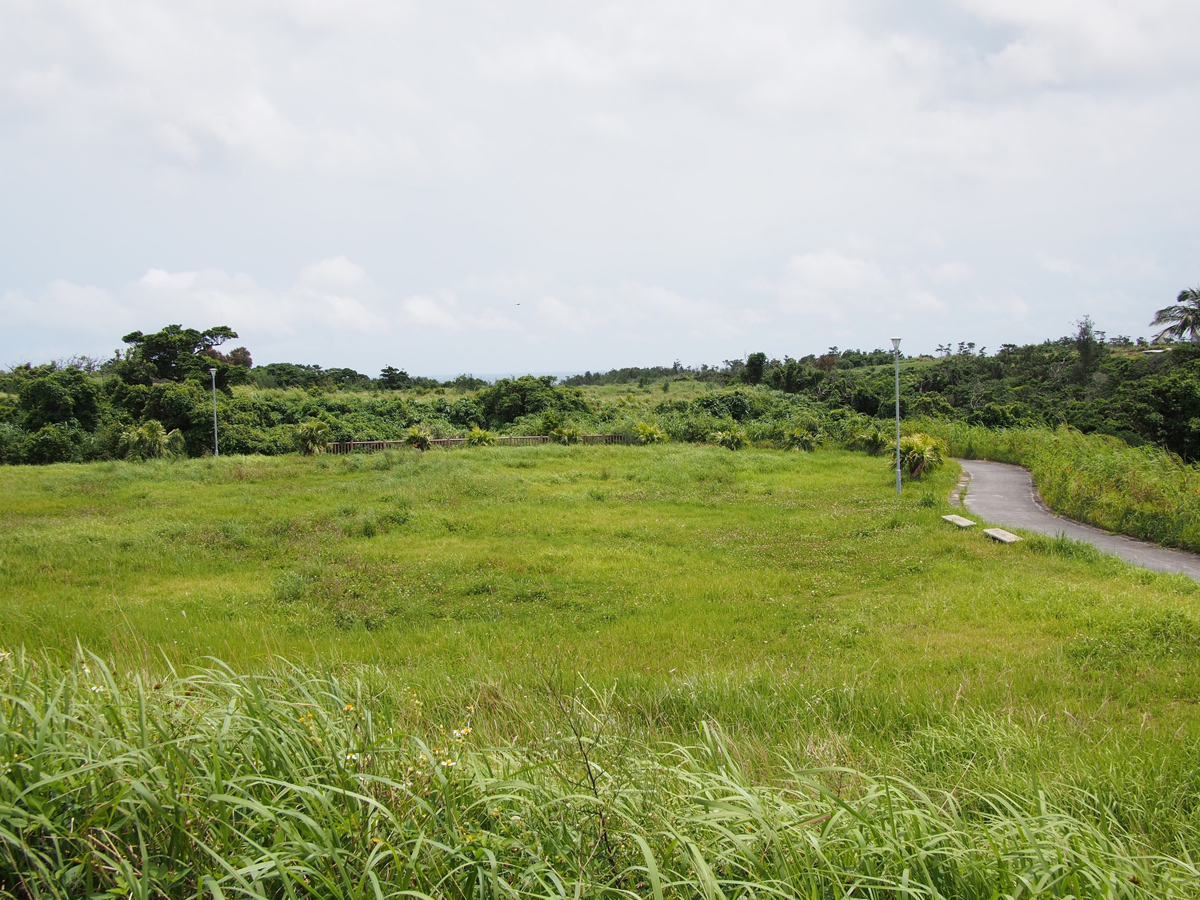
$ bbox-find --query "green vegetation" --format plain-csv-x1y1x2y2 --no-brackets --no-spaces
7,314,1200,469
2,446,1200,893
3,656,1196,898
895,433,947,479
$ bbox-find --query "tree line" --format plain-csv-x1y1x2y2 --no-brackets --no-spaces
3,291,1200,464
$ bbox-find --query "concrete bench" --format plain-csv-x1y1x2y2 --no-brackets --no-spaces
942,514,976,528
983,528,1022,544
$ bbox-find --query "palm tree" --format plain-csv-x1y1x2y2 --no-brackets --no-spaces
1151,288,1200,342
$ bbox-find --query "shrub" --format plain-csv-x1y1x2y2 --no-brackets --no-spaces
294,419,331,455
894,432,946,479
709,428,748,451
550,425,580,445
632,422,668,445
404,425,432,451
783,427,818,452
0,423,24,464
851,427,891,456
22,424,81,464
117,420,187,461
465,426,496,447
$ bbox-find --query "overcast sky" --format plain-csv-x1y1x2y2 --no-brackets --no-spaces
2,1,1198,376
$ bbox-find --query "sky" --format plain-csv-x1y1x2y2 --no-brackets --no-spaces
2,0,1198,377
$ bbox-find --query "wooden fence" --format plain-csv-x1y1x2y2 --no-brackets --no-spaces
326,434,629,454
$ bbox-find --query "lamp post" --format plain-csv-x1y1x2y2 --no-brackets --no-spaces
209,368,219,457
891,338,901,496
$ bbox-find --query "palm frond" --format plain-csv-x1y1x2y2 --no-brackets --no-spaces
1151,289,1200,341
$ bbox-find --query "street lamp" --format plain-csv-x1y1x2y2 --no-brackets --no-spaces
891,338,901,496
209,368,219,457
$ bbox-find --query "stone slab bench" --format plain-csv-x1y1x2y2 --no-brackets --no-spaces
983,528,1022,544
942,514,976,528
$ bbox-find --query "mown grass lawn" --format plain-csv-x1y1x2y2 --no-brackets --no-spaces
2,444,1199,848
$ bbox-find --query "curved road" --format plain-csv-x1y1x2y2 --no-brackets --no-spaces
955,458,1200,581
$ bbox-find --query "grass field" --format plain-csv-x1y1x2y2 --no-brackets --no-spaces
2,444,1199,894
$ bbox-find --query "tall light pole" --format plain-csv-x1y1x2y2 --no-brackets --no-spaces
209,368,219,457
891,338,901,495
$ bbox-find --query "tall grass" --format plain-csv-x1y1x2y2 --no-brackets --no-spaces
1,653,1195,898
920,420,1200,552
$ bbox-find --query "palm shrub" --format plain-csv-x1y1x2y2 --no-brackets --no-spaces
465,426,496,447
117,419,186,461
550,425,580,445
851,427,891,456
709,427,748,451
894,432,946,478
632,422,668,445
294,419,331,455
783,427,818,452
404,425,432,451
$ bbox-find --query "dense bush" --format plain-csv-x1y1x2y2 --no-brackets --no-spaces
477,375,589,426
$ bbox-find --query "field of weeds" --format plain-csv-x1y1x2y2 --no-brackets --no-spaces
1,444,1198,895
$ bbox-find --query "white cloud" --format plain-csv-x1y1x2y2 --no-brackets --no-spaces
776,251,891,319
769,250,954,325
1036,253,1088,277
3,258,390,359
2,1,1198,368
5,280,129,335
579,113,634,141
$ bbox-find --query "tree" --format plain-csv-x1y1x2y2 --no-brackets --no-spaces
744,352,767,386
1073,316,1102,383
1151,288,1200,342
18,368,100,432
119,325,238,383
379,366,412,390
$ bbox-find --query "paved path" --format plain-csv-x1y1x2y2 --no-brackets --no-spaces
954,458,1200,581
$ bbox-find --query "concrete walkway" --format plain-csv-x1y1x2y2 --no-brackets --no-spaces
954,458,1200,581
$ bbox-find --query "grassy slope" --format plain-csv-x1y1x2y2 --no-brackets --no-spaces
2,445,1200,847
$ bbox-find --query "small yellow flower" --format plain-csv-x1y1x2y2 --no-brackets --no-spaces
346,753,360,762
344,704,355,712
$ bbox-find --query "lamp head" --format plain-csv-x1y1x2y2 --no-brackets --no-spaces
890,337,901,351
209,368,217,376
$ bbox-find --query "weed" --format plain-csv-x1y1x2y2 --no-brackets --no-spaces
272,570,306,602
